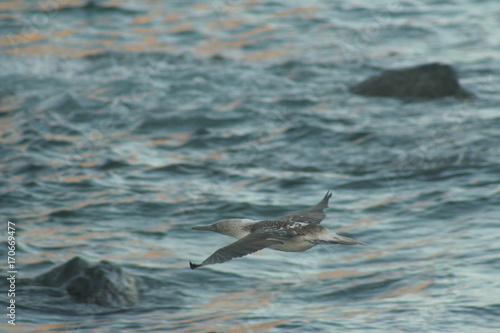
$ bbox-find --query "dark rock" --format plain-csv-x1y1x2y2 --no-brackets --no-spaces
34,256,91,287
35,256,138,307
349,63,473,99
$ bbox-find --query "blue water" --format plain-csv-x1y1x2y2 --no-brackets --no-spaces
1,0,500,332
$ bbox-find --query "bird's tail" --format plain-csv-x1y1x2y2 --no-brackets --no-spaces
321,233,366,246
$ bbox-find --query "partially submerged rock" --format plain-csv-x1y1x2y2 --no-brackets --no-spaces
34,256,90,287
349,63,473,99
35,256,138,307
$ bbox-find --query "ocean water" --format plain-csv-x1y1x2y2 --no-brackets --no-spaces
1,0,500,332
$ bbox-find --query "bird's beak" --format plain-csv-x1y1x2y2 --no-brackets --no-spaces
191,225,216,231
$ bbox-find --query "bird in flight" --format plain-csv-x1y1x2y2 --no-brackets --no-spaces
189,191,365,269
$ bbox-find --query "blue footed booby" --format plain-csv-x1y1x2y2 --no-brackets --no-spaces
189,191,365,269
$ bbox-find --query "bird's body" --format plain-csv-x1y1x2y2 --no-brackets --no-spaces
190,191,365,269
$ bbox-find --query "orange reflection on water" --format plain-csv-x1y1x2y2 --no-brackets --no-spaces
208,17,247,30
132,12,161,25
375,280,432,300
0,1,24,11
147,132,191,147
245,47,291,62
314,268,361,280
274,6,317,18
202,288,275,311
170,22,195,34
18,318,113,333
0,31,46,46
60,173,104,183
43,134,81,143
234,25,273,39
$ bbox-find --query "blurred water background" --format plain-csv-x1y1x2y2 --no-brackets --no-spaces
0,0,500,332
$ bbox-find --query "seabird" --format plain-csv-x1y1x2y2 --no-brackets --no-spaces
189,191,365,269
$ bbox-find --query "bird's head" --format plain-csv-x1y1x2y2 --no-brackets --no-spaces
191,219,255,238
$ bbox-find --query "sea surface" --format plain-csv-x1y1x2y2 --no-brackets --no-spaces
1,0,500,332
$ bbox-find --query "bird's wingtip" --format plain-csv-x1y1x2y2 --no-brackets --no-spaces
189,261,201,270
323,190,333,206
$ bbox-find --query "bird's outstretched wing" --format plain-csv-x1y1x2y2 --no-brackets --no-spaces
278,190,332,224
189,233,284,269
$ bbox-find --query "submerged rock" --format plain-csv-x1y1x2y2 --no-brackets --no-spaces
349,63,473,99
35,256,138,307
